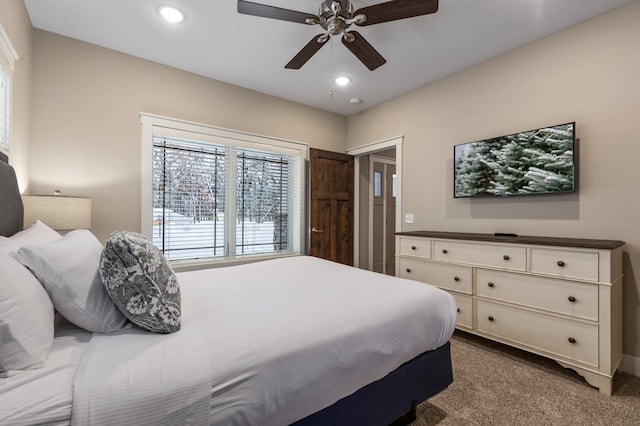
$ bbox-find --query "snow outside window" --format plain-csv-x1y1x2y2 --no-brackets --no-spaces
141,114,306,264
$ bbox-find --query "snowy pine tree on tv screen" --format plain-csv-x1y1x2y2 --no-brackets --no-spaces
454,122,575,198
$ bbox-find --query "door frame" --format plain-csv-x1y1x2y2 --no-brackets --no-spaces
347,136,403,269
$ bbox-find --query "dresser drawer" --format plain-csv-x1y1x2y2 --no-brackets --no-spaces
398,237,431,258
476,300,598,367
530,247,599,281
476,269,598,321
433,240,526,271
451,292,473,329
398,258,472,294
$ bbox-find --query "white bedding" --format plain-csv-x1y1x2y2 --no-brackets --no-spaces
1,256,456,425
0,321,91,425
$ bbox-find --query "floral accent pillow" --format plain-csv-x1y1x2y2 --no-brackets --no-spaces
99,231,180,333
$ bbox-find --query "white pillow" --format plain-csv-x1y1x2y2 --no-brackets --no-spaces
0,220,61,254
12,230,129,334
0,253,55,373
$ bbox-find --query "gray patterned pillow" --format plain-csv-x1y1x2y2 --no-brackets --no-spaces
99,231,180,333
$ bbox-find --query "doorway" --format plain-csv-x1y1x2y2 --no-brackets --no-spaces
347,137,403,275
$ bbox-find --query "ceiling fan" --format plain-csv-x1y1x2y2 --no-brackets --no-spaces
237,0,439,71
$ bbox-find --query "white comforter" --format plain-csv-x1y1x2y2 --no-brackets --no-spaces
0,322,91,425
3,256,457,425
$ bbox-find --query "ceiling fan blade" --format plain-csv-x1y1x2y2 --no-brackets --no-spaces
354,0,439,26
285,34,329,69
342,31,386,71
238,0,316,24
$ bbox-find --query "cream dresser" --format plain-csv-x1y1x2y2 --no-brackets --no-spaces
396,231,625,395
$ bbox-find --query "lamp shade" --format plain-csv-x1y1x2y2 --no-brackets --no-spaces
22,195,92,231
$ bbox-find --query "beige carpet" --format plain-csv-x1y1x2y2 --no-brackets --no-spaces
414,331,640,425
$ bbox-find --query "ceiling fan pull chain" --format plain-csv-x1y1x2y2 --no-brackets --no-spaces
329,37,335,98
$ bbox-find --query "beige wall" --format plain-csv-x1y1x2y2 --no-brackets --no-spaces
29,31,347,242
7,0,640,361
347,2,640,358
0,0,32,190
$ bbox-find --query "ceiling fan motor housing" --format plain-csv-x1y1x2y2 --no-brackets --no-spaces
323,1,353,18
319,1,355,36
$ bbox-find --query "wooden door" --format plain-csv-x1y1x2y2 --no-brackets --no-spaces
372,161,385,273
372,160,396,275
309,148,354,265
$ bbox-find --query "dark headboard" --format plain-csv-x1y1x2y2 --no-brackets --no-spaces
0,155,24,236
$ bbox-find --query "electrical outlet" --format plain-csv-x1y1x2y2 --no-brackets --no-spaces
405,213,414,224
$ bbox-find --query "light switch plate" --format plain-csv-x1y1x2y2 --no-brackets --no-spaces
405,213,414,224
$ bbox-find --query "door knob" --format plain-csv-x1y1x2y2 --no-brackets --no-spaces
310,228,324,233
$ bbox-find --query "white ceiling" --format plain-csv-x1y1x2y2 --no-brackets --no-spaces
24,0,635,116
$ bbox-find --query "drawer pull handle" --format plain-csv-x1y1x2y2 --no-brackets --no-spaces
568,337,576,344
406,268,412,273
453,276,460,282
557,260,565,267
488,316,494,322
442,249,448,254
411,245,416,250
487,282,494,288
503,255,510,261
568,296,576,303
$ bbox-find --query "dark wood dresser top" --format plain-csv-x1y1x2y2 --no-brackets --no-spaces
396,230,625,250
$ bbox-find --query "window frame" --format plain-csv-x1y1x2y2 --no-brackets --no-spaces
0,23,18,155
141,113,308,271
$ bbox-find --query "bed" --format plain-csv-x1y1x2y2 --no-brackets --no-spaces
0,156,456,425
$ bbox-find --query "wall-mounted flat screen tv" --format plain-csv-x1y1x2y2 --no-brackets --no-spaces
454,122,576,198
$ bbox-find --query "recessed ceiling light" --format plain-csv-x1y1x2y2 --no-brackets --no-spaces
335,76,351,86
158,5,184,23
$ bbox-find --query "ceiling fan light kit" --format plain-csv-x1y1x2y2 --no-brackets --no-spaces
158,5,185,23
335,76,351,86
237,0,439,70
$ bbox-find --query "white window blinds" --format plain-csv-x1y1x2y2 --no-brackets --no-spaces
142,114,305,263
234,147,294,255
153,137,226,260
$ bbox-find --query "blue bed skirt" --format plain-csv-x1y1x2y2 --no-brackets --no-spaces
292,341,453,426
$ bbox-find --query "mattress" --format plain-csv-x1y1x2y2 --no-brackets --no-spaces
1,256,456,425
170,256,456,425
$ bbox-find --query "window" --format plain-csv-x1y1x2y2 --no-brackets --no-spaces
0,66,9,152
392,173,397,198
141,114,306,264
374,171,382,197
0,23,18,155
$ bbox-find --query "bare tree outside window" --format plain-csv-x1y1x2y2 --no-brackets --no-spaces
152,137,293,261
